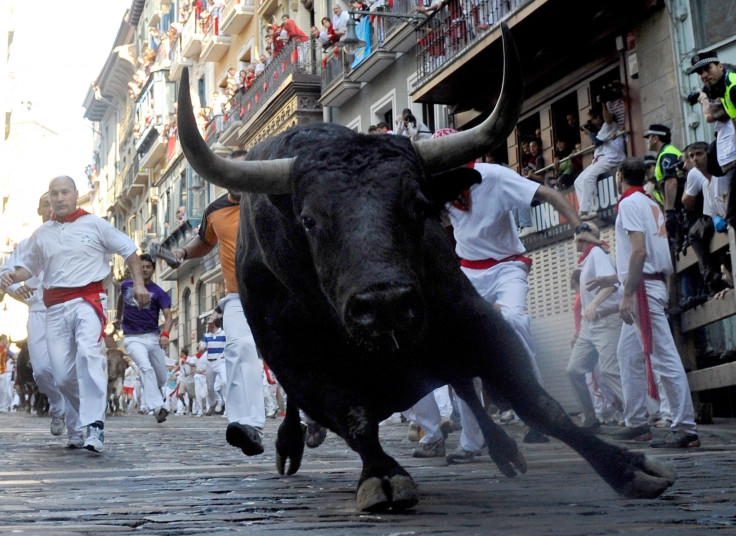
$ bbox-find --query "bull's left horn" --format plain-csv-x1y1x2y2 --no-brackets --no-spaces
177,68,293,194
413,22,523,172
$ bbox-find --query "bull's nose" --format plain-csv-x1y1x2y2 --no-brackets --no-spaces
346,285,422,336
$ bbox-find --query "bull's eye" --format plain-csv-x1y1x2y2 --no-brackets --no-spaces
301,214,316,231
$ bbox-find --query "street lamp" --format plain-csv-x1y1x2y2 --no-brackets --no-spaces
336,16,367,55
337,10,427,54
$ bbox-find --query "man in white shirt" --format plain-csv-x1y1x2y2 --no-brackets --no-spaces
681,141,730,296
566,222,624,429
574,107,627,220
588,158,699,448
1,193,69,438
0,176,150,453
412,128,603,462
332,3,349,39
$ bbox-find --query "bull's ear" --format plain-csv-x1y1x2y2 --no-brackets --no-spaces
422,167,482,208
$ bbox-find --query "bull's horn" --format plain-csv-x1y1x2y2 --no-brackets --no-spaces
177,68,293,194
413,22,523,172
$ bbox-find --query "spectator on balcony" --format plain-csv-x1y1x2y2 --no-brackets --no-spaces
574,106,627,221
278,14,309,43
547,138,582,191
681,141,731,297
367,124,378,134
394,108,433,141
332,4,350,40
177,206,188,223
316,17,339,50
521,137,546,185
179,0,192,24
255,55,268,75
375,121,393,134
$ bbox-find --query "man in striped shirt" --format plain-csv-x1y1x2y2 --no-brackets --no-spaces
199,311,227,416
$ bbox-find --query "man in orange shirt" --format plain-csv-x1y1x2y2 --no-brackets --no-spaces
173,150,266,456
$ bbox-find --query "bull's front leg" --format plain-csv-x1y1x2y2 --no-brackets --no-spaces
275,397,305,475
472,315,675,498
338,404,418,512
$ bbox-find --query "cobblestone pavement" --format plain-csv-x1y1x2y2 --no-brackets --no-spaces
1,411,735,535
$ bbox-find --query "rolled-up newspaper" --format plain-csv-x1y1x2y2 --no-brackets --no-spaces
148,243,182,269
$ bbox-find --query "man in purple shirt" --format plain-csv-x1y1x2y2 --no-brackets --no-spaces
115,253,172,423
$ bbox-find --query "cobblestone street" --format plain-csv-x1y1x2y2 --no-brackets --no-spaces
1,411,735,535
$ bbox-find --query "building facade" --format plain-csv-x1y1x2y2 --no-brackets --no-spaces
85,0,736,412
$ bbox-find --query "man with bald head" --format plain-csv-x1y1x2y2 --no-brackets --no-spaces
0,176,149,453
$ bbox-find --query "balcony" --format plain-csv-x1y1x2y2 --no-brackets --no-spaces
232,40,322,145
181,13,203,58
200,12,231,62
139,127,168,169
412,0,654,107
170,47,193,82
220,0,254,36
320,52,362,107
123,154,149,199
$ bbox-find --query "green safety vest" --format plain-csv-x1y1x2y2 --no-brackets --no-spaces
721,70,736,118
652,144,682,205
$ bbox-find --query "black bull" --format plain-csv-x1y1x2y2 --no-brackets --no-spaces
177,23,675,511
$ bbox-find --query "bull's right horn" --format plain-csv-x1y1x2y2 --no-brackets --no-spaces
413,22,523,172
177,68,293,194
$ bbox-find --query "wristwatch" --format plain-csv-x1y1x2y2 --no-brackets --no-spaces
574,222,592,235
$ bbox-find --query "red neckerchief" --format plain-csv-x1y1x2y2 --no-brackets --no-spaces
51,208,90,223
615,186,647,213
451,161,476,211
576,242,610,264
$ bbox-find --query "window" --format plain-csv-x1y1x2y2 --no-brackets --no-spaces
691,1,736,49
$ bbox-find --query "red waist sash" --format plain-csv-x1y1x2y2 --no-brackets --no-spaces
460,254,533,270
44,281,107,341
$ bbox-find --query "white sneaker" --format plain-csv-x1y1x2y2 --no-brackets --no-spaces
66,436,84,449
83,424,105,453
50,415,66,436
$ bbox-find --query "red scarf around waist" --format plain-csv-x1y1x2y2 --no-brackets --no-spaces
43,281,107,341
460,254,533,270
635,273,666,401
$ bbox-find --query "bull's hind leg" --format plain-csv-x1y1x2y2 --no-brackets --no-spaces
451,379,527,477
474,317,675,499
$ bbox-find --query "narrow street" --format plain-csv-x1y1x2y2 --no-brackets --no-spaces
1,411,735,535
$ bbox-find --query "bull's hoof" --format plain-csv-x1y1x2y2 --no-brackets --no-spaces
618,455,676,499
304,423,327,448
356,475,418,512
492,449,528,478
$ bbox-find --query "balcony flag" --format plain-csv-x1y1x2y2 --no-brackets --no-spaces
351,17,372,69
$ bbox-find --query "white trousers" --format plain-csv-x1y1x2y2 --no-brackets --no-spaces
28,311,67,418
46,297,107,430
194,373,208,411
457,261,540,450
221,294,265,428
411,390,445,445
617,280,696,432
0,372,11,411
205,358,226,408
567,315,624,422
573,156,618,213
123,332,167,411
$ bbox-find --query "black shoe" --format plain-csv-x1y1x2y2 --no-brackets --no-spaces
650,430,700,448
154,407,168,424
226,423,264,456
612,423,652,441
